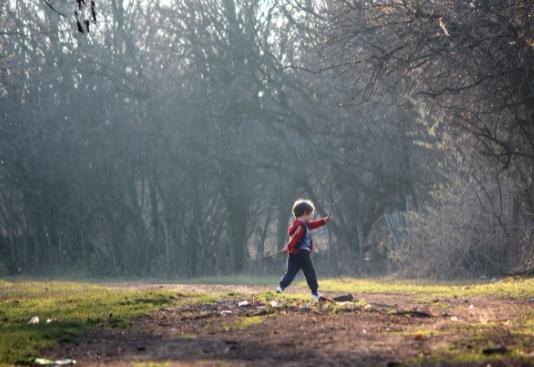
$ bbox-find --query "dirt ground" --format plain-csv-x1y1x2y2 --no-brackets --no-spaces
47,284,534,367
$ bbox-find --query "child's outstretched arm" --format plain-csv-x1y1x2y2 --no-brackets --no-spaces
307,216,330,230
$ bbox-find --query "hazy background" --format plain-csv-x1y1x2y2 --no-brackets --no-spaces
1,0,533,279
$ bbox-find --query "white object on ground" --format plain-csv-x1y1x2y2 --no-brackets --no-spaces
32,358,76,366
28,316,40,324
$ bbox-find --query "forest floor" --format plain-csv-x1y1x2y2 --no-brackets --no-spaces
1,277,534,366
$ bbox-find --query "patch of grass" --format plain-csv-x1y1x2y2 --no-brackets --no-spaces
255,290,308,304
179,333,197,340
407,350,529,366
404,318,534,366
316,277,534,298
188,293,220,304
3,277,532,366
407,344,534,366
0,280,184,366
326,298,366,314
237,315,264,328
133,362,172,367
222,315,265,331
225,291,244,298
133,360,230,367
512,314,534,337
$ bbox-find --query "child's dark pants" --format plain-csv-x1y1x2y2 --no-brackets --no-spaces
279,251,318,294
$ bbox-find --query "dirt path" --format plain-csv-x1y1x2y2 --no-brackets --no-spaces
48,284,534,366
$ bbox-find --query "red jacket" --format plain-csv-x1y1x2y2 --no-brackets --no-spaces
284,217,328,255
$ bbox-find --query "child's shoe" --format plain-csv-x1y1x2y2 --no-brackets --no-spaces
311,292,322,302
276,286,283,293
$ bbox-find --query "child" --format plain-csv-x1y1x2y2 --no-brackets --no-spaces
276,199,330,301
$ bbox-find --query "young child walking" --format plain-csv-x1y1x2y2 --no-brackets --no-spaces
276,199,330,301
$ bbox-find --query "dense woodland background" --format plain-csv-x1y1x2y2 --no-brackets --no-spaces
1,0,533,278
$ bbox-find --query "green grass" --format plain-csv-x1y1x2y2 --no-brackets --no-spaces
161,274,534,299
222,315,265,331
401,311,534,365
316,277,534,298
407,349,532,366
0,280,184,366
6,276,534,299
187,293,221,304
255,290,309,303
3,275,280,286
2,277,533,366
406,334,534,366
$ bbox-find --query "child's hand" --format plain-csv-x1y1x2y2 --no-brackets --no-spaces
324,216,331,223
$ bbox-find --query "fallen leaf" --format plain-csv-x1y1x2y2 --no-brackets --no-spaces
414,333,424,340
